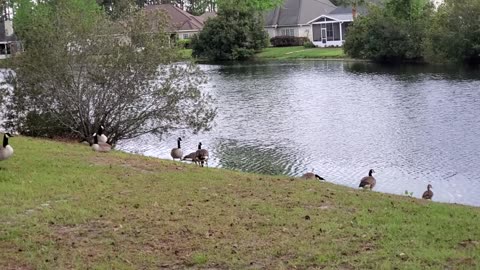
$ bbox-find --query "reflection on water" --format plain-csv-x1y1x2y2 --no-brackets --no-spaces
118,61,480,207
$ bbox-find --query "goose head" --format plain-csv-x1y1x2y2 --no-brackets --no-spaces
198,142,202,150
427,184,433,190
369,169,375,176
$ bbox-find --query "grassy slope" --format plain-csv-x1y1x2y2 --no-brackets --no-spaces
0,137,479,269
255,46,345,60
178,47,345,61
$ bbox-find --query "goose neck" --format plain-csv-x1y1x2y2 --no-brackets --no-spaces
2,135,8,148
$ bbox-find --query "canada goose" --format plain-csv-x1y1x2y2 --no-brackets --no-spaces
97,125,108,144
422,184,433,200
91,133,111,152
170,137,183,160
182,152,199,165
302,169,325,180
195,142,209,167
0,133,14,161
359,169,376,190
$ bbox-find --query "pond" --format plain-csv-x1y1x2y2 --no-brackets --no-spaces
118,60,480,207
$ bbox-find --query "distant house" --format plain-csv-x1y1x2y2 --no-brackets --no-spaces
145,4,215,40
265,0,355,47
0,11,21,59
308,7,353,47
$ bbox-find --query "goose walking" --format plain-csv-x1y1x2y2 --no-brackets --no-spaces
359,169,376,190
91,133,111,152
0,133,14,161
422,184,433,200
195,142,209,167
182,152,198,164
171,137,183,161
97,125,108,144
302,169,325,180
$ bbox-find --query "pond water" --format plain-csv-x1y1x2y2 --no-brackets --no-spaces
118,60,480,207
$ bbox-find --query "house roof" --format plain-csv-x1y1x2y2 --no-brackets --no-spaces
265,0,336,27
198,11,217,23
325,7,353,21
145,4,204,32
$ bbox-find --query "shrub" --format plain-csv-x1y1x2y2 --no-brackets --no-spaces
270,36,309,47
303,40,316,48
177,38,192,49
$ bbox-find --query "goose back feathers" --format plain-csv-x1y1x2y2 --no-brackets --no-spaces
171,137,183,160
359,169,376,189
91,133,112,152
195,142,209,167
422,184,433,200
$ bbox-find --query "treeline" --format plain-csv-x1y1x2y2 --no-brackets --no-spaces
344,0,480,64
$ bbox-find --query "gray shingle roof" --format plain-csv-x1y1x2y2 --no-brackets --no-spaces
265,0,336,27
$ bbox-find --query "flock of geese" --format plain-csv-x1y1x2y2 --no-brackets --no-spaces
1,131,433,199
303,168,433,200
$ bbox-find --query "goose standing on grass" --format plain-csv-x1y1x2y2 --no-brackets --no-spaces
359,169,376,190
302,169,325,180
91,133,111,152
182,152,199,165
422,184,433,200
195,142,209,167
0,133,14,161
97,125,108,144
171,137,183,161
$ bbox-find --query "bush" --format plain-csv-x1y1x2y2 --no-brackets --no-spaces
270,36,309,47
303,40,316,48
191,6,268,61
177,38,192,49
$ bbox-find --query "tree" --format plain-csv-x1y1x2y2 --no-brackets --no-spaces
335,0,367,20
191,0,271,61
7,0,216,144
343,0,432,62
426,0,480,64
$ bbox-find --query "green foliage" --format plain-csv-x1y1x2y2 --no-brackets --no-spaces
7,0,215,143
344,1,432,62
270,36,309,47
217,0,282,11
303,40,316,48
426,0,480,64
191,6,268,60
177,38,192,49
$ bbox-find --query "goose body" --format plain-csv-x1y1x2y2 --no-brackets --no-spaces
97,125,108,144
170,137,183,160
0,133,14,161
182,152,199,164
91,133,111,152
302,169,325,180
195,142,209,167
422,184,433,200
359,169,376,190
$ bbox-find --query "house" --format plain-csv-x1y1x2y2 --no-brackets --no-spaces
308,7,353,47
0,10,21,59
265,0,356,47
265,0,336,42
145,4,215,40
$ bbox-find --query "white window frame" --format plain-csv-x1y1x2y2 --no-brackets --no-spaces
280,28,295,37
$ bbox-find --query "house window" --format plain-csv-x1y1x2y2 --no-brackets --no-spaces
182,33,190,39
280,28,295,37
326,24,334,41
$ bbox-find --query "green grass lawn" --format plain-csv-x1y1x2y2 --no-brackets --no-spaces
256,46,345,60
0,136,479,269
